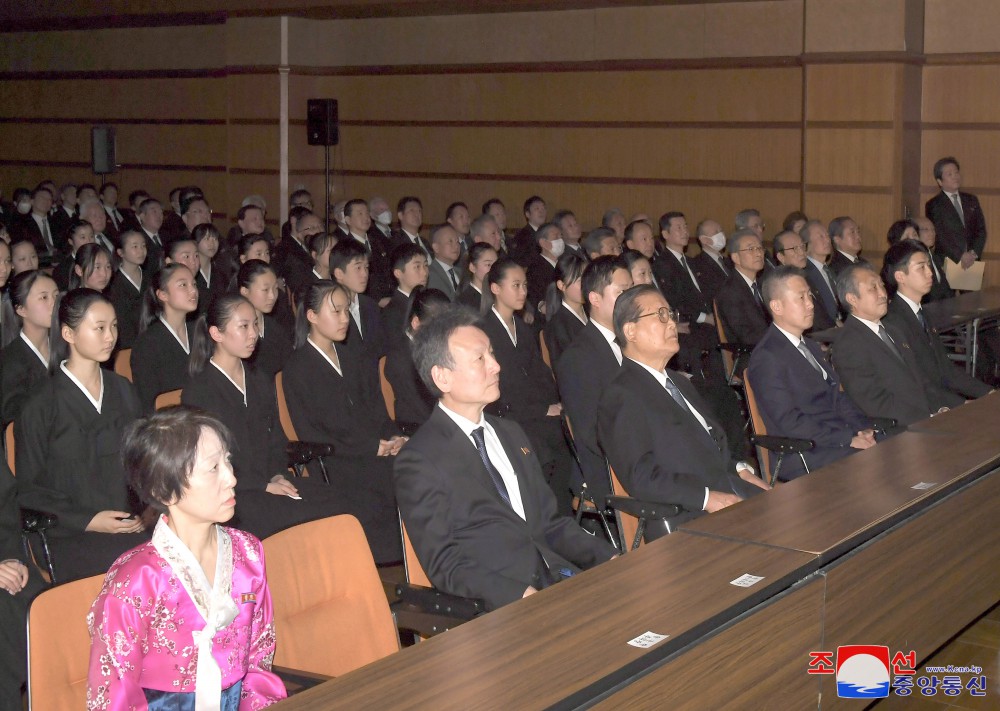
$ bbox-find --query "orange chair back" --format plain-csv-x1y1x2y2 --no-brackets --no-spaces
154,389,182,410
400,519,431,588
379,356,395,421
263,515,399,677
5,423,14,475
274,371,299,441
608,465,642,551
539,331,552,368
742,371,773,478
28,573,106,710
713,300,737,378
113,348,133,382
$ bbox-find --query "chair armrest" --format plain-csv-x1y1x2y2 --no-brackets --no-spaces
20,508,58,534
716,342,754,356
868,417,898,434
271,665,331,694
285,441,334,467
394,582,484,620
605,495,682,521
750,435,814,454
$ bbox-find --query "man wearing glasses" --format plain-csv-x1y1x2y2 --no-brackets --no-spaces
714,229,770,357
774,228,836,334
598,285,768,541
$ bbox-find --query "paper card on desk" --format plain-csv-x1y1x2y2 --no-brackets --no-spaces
730,573,765,587
628,631,669,649
911,482,936,490
944,258,985,291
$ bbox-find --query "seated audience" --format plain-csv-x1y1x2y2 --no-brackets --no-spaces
623,220,660,286
457,242,497,311
11,238,39,275
0,241,13,346
714,229,770,350
52,218,94,290
688,218,730,302
1,270,57,424
885,218,920,246
542,250,588,366
553,209,584,258
526,222,564,315
382,242,429,342
344,198,392,303
13,186,56,255
390,196,432,262
136,197,166,273
800,220,841,330
368,196,394,243
828,215,866,275
914,216,953,302
132,264,198,412
238,260,293,376
445,202,473,256
426,223,463,300
330,238,387,391
470,213,504,254
783,210,809,235
509,195,547,267
107,229,149,350
746,266,876,479
192,223,226,311
68,243,114,293
395,305,616,611
272,206,320,298
623,249,654,287
598,285,767,540
602,207,627,242
582,226,622,260
306,230,336,283
87,407,286,709
80,197,116,254
17,289,147,582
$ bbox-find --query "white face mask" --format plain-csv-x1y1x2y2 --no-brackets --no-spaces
549,238,565,258
16,201,31,214
374,210,392,227
708,231,726,251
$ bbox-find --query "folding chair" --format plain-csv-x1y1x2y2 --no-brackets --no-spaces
742,370,813,485
154,389,182,410
604,465,682,552
379,356,395,421
563,415,618,549
6,423,58,583
275,371,333,483
113,348,133,382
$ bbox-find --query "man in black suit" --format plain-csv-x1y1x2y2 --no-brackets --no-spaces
828,216,866,276
925,156,987,270
395,306,616,610
554,209,585,259
381,242,429,340
99,182,125,240
509,195,546,267
799,220,841,331
832,262,959,428
882,240,991,400
368,196,394,244
79,197,117,254
426,223,462,300
49,183,77,242
470,213,503,253
913,216,953,303
714,229,770,350
746,267,875,480
13,186,57,255
526,222,563,315
688,218,731,303
344,198,392,304
445,202,474,259
598,285,767,539
272,206,318,298
390,195,433,262
555,256,633,507
582,227,622,260
136,197,166,274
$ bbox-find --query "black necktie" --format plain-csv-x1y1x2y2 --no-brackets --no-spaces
470,427,511,507
752,281,764,309
916,308,928,333
449,267,459,290
877,324,903,361
664,377,719,450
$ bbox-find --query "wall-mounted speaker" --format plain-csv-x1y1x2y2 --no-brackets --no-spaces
91,126,117,174
307,99,339,146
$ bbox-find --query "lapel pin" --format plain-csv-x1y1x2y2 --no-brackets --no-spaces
521,447,530,455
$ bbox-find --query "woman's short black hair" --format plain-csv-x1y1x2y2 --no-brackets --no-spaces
122,405,234,512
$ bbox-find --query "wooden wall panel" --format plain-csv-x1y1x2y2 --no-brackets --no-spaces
227,74,282,120
804,129,895,186
922,66,1000,123
924,0,1000,54
805,64,897,122
804,0,907,54
802,192,897,258
920,131,1000,193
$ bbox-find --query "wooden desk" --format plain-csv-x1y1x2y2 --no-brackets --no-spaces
922,287,1000,374
275,535,815,710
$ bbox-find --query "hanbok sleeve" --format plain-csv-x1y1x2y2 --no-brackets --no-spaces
239,538,286,709
87,569,150,711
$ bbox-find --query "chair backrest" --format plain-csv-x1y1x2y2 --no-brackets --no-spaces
274,371,300,441
400,518,431,588
28,573,106,709
713,300,736,377
608,465,642,551
263,515,399,677
539,330,552,368
5,422,14,475
741,370,773,478
113,348,133,382
379,356,395,421
154,388,182,411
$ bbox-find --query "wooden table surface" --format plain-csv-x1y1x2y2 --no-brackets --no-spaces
922,287,1000,330
275,534,815,710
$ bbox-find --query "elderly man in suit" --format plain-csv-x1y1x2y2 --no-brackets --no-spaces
714,228,770,350
799,220,841,331
688,218,731,302
426,223,463,300
831,262,958,429
828,216,866,276
913,216,953,303
925,156,987,271
395,306,616,611
597,285,767,540
746,266,875,480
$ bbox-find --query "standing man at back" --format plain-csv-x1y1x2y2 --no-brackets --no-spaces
925,156,987,271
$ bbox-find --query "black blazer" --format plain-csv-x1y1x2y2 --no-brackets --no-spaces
342,292,387,392
831,315,956,427
107,269,148,350
479,311,559,422
526,254,556,313
714,272,769,347
248,313,293,377
272,236,314,299
359,230,393,302
883,297,990,400
13,214,54,254
0,336,49,425
456,284,483,311
508,225,538,268
394,406,615,610
390,230,434,263
555,322,622,503
828,250,862,278
544,303,586,369
803,259,840,330
925,190,987,263
195,265,225,315
652,250,712,324
925,248,954,303
688,251,730,304
131,319,194,412
383,337,436,428
746,324,871,478
49,206,76,247
380,289,412,346
597,359,761,518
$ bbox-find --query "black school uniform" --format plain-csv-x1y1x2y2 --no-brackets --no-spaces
247,313,293,377
195,265,225,314
131,318,193,412
0,334,49,425
383,336,436,430
282,341,401,563
543,302,586,369
15,368,147,581
181,363,348,540
107,267,148,350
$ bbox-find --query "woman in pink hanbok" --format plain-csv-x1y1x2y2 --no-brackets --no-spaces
87,407,286,710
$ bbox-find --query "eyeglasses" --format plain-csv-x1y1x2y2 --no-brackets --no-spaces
780,243,808,254
738,245,765,254
636,306,678,324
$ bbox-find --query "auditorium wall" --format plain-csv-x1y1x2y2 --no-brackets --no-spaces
1,0,1000,282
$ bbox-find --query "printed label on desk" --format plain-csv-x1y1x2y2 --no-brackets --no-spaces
730,573,765,587
628,631,669,649
911,482,937,490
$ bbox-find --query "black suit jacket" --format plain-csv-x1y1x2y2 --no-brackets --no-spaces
544,304,585,368
140,228,166,275
828,250,861,278
688,251,730,304
394,406,615,610
555,322,620,502
272,235,314,298
526,254,556,313
597,359,761,524
714,272,769,347
384,337,436,428
479,312,559,423
831,315,957,427
883,297,990,401
925,190,987,263
12,214,54,254
381,288,412,345
508,225,538,268
746,324,871,479
652,250,711,324
49,205,75,246
924,248,953,303
355,230,392,302
803,259,839,331
456,284,483,311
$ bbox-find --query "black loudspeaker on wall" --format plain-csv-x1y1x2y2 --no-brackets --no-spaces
91,126,117,174
307,99,339,146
